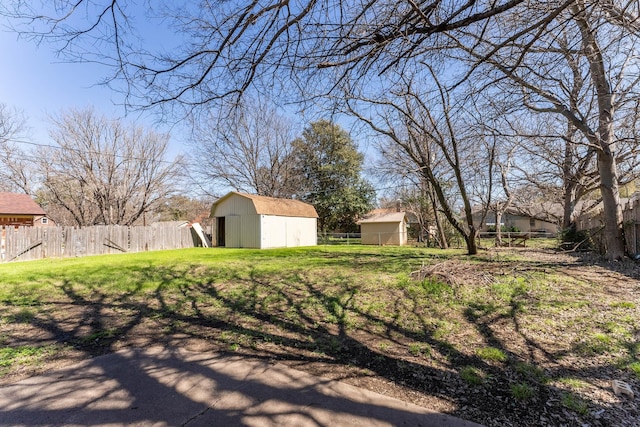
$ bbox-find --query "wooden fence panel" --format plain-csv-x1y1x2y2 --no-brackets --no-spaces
89,226,103,256
4,226,48,262
129,226,147,253
149,226,163,251
45,227,64,259
64,227,84,258
68,227,92,257
1,223,201,263
4,227,18,261
576,199,640,255
3,226,44,261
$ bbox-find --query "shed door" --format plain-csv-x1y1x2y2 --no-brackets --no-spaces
217,217,225,247
225,216,242,248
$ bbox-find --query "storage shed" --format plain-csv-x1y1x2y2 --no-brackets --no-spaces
358,210,408,246
210,192,318,248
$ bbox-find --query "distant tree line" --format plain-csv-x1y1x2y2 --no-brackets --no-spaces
0,103,374,232
0,106,185,226
191,101,375,232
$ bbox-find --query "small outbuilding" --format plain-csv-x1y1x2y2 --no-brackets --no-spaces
358,209,408,246
210,192,318,248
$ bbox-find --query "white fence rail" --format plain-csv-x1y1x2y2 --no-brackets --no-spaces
317,231,408,246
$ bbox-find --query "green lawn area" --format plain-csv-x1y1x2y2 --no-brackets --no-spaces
0,244,638,426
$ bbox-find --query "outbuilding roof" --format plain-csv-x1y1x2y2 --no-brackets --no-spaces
212,192,319,218
0,192,46,215
358,211,407,224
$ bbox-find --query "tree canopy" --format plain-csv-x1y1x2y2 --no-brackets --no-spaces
189,97,299,198
37,107,181,226
292,120,375,232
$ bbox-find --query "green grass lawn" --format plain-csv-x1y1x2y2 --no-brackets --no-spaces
1,244,638,426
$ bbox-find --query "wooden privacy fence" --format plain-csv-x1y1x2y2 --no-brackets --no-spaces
1,223,200,262
575,198,640,255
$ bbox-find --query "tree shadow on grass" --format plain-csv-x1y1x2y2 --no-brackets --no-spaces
1,250,638,426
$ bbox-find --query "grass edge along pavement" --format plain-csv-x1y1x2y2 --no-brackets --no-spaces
1,244,639,426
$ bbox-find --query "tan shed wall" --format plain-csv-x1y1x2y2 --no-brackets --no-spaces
361,221,407,246
214,193,317,249
214,194,258,217
224,214,261,248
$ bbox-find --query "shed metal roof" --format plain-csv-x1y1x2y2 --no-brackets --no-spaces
0,192,46,215
211,192,319,218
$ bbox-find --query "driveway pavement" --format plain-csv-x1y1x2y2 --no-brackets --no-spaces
0,347,484,426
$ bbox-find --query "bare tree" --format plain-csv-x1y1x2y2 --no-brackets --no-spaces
0,104,33,194
502,116,600,229
0,1,527,110
449,1,640,258
471,23,640,233
154,195,212,222
39,107,182,226
189,98,299,198
346,69,496,255
373,135,452,249
378,179,451,249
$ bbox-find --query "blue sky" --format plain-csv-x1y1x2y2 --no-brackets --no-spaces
1,31,116,135
0,23,187,157
0,8,374,167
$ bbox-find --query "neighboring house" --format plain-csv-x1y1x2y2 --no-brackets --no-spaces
473,204,560,235
358,208,408,246
210,192,318,248
0,192,54,227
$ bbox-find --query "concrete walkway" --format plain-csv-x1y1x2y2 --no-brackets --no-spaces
0,347,483,426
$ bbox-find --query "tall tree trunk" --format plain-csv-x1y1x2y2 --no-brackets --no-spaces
465,230,478,255
434,211,449,250
462,202,479,255
598,149,625,257
572,2,625,259
427,185,449,249
562,185,576,229
562,127,577,229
